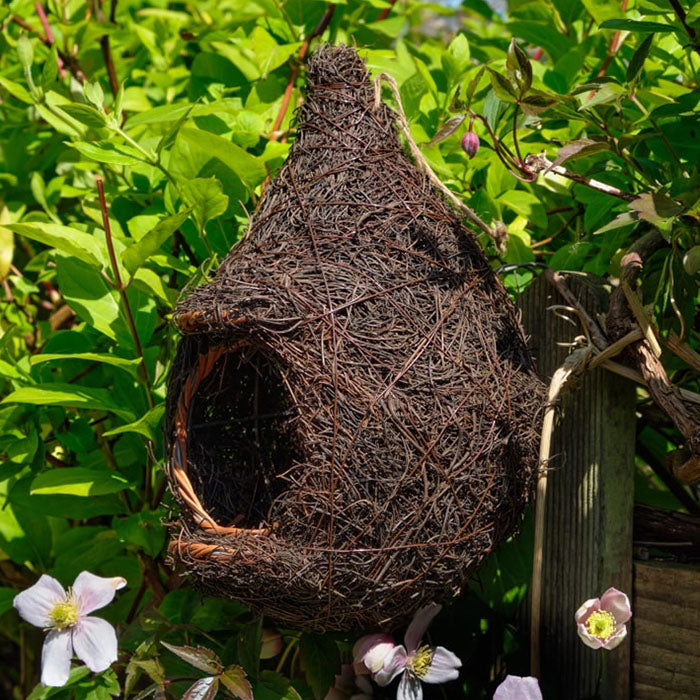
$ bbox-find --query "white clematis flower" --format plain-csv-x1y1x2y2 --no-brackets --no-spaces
355,603,461,700
13,571,126,686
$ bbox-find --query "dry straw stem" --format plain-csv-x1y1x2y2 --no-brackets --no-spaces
373,72,508,251
165,45,544,631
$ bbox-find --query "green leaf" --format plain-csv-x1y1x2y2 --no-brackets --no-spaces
30,352,141,377
0,76,35,104
299,634,340,700
3,384,135,420
627,34,654,83
182,178,229,233
103,404,165,441
84,80,105,110
593,211,637,234
113,511,166,557
70,140,143,166
29,467,130,497
683,245,700,275
487,69,518,103
6,223,103,267
506,39,532,96
0,205,13,280
17,36,33,69
0,587,16,616
41,46,59,90
253,671,303,700
161,642,223,674
600,19,675,32
122,209,190,274
176,127,266,189
60,103,109,128
497,191,548,228
519,92,559,116
220,666,253,700
465,65,485,108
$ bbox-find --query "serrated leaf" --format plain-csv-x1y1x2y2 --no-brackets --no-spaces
220,666,253,700
161,642,223,674
428,114,466,145
183,677,218,700
6,222,103,267
506,39,532,96
122,209,190,274
29,467,131,497
3,384,135,419
487,68,518,103
549,139,611,170
627,33,654,83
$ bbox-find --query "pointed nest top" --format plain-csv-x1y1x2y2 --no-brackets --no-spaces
165,44,545,631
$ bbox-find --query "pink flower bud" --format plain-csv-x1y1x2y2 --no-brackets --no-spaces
461,131,479,158
260,628,283,658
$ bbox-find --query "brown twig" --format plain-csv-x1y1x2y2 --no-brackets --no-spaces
596,0,629,78
95,178,154,410
269,4,336,142
377,0,398,21
93,0,119,97
10,15,85,83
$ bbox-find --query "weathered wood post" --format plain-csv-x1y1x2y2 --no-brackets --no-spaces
520,275,636,699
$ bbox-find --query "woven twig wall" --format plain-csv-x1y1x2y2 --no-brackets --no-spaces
164,44,545,631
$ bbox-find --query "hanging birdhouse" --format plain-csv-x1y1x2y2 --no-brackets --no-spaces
165,44,544,632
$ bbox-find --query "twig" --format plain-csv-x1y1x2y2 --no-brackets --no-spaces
525,152,636,201
269,4,336,141
93,0,119,97
377,0,398,21
95,178,154,410
10,15,86,83
668,0,700,57
374,73,508,251
596,0,629,78
34,2,65,78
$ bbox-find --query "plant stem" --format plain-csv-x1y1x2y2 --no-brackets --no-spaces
269,4,336,141
95,177,155,410
511,103,523,166
668,0,700,56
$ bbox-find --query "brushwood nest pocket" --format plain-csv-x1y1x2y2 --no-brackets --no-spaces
164,44,545,632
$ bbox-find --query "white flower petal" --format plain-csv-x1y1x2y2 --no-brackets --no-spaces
72,616,118,672
599,588,632,624
397,673,422,700
14,575,66,628
602,623,627,650
72,571,126,615
576,623,604,649
574,598,599,624
422,646,461,683
404,603,441,651
374,645,407,686
493,675,543,700
41,629,73,687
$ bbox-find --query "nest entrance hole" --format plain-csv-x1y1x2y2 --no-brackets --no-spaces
186,344,298,530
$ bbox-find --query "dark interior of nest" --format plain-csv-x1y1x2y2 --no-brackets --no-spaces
184,342,299,531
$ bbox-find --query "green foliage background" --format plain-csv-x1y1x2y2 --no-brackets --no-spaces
0,0,698,698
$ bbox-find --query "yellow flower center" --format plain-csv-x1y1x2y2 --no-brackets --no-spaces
586,610,616,639
407,645,434,680
49,599,79,630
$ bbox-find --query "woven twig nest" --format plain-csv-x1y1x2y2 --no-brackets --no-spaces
165,45,545,631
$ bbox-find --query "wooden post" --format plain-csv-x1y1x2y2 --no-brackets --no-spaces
520,275,636,699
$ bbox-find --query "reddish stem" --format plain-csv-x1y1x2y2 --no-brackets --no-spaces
269,4,335,141
377,0,398,21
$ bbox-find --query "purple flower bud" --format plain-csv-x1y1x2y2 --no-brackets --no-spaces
461,131,479,159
